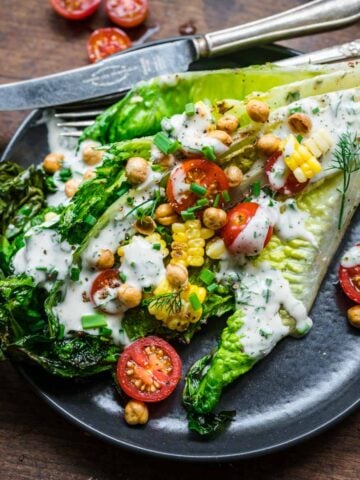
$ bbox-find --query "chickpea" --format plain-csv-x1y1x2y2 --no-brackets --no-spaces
42,152,64,174
134,216,156,235
246,99,270,123
83,168,96,181
157,154,176,169
95,249,115,270
347,305,360,329
154,203,178,226
208,129,233,145
44,212,58,223
288,113,312,134
203,207,228,230
117,283,142,309
124,400,149,426
64,178,81,198
82,145,104,166
166,263,188,288
217,114,239,133
224,165,243,188
257,134,282,156
125,157,148,185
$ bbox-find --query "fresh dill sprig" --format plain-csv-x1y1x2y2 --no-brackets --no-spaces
331,131,360,229
142,291,183,315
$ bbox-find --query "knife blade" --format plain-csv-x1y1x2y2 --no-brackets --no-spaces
0,0,359,111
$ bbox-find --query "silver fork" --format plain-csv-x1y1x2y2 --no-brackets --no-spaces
55,39,360,138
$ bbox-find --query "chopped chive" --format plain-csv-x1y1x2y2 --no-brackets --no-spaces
199,268,215,285
288,105,303,114
59,168,72,182
213,193,220,208
187,204,203,213
312,107,320,114
296,134,303,144
99,326,112,337
190,183,207,196
222,190,231,203
154,132,180,154
81,313,107,330
196,198,209,207
152,243,161,250
185,102,195,116
207,283,218,293
130,261,136,268
119,271,127,282
57,323,65,340
84,214,97,226
126,196,134,206
70,266,80,281
189,292,202,311
35,266,47,271
252,181,261,197
181,210,195,221
201,145,216,161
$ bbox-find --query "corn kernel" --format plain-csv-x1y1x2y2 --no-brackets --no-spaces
206,237,226,259
200,228,215,239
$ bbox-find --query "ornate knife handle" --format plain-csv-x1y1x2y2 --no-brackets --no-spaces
195,0,360,57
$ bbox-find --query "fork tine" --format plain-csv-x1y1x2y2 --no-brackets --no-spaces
57,120,95,128
54,110,104,119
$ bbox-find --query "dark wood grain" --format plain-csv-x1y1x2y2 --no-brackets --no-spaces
0,1,359,478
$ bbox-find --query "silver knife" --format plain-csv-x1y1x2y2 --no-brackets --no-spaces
0,0,359,111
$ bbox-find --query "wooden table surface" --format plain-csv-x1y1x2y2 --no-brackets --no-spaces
1,1,359,478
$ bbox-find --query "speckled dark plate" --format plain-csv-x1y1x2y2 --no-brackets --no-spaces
2,44,360,462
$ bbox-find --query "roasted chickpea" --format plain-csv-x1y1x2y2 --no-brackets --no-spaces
203,207,228,230
246,99,270,123
157,154,176,169
64,178,81,198
347,305,360,329
224,165,243,188
257,134,282,156
166,263,188,288
83,168,96,181
95,249,115,270
125,157,148,185
42,152,64,174
44,212,58,223
208,129,233,145
117,283,142,309
288,113,312,134
217,114,239,133
154,203,178,226
82,145,104,166
124,400,149,426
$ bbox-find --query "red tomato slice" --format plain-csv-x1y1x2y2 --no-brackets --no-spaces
166,159,229,213
339,246,360,303
265,151,309,196
117,336,182,402
220,202,273,255
90,269,122,314
106,0,148,28
87,28,132,63
50,0,101,20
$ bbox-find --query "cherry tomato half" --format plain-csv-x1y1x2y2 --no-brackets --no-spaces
87,27,132,63
117,336,182,402
166,159,229,213
339,246,360,304
106,0,148,28
50,0,101,20
90,269,122,314
265,151,309,196
220,202,273,255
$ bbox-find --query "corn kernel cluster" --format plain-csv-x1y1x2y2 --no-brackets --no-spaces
301,128,332,158
148,279,206,331
170,220,214,267
282,134,323,183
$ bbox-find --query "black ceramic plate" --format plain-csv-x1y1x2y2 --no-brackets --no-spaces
2,44,360,461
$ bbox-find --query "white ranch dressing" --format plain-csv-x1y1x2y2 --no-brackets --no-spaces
267,153,287,190
341,245,360,268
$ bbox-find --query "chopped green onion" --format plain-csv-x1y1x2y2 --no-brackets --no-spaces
119,271,127,283
116,182,131,198
207,283,218,293
185,102,195,116
187,204,203,213
199,268,215,285
35,266,47,271
59,168,72,182
81,313,107,330
181,210,195,221
57,323,65,340
70,266,80,281
288,105,303,114
312,107,320,114
152,243,161,250
213,193,220,208
190,183,207,196
154,132,180,154
252,181,261,197
99,326,112,337
201,145,217,161
196,198,209,207
296,134,304,144
84,214,97,226
189,292,202,311
222,190,231,203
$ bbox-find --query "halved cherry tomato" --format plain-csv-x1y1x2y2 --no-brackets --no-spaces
265,151,309,196
50,0,101,20
106,0,148,28
166,159,229,213
339,245,360,303
87,27,132,63
90,269,122,314
220,202,273,255
117,336,182,402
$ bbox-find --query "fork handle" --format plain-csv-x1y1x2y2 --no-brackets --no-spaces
195,0,360,56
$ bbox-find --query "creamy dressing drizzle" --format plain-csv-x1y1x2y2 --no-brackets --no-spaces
230,206,271,255
341,245,360,268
